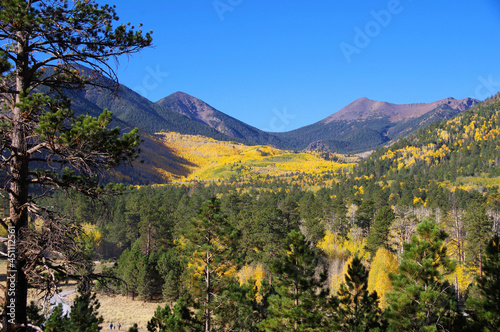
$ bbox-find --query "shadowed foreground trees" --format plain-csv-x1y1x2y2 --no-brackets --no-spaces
466,235,500,330
0,0,151,330
44,286,103,332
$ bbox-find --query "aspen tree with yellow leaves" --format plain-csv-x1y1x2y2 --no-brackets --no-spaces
367,248,398,308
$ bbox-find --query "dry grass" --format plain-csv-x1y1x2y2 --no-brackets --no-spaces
0,260,164,331
97,293,164,331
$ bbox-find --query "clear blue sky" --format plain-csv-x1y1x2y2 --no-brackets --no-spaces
100,0,500,132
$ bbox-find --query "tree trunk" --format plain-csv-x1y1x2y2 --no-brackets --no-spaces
5,32,30,332
205,251,211,332
146,224,151,255
294,287,298,330
479,251,483,279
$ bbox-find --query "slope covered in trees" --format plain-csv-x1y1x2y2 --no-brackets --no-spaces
8,95,500,331
354,94,500,191
67,69,480,156
43,179,498,331
274,97,478,153
3,0,499,331
152,132,357,182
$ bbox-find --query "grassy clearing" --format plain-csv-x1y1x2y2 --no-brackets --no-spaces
97,294,163,331
0,260,162,331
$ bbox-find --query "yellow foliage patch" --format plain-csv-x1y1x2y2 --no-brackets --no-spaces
238,264,266,303
152,132,357,182
368,248,399,308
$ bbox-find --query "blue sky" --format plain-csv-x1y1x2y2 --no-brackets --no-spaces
100,0,500,132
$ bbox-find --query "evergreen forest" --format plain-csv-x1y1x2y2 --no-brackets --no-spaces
1,0,500,330
15,94,500,331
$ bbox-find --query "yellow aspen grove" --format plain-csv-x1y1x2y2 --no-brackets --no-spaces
368,248,399,307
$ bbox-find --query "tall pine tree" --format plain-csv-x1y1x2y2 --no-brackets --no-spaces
385,219,459,331
180,198,244,332
466,235,500,330
325,255,384,331
0,1,151,329
365,205,395,258
259,230,326,331
464,202,493,277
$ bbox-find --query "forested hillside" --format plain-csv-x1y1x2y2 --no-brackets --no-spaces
3,0,498,331
352,93,500,205
32,94,500,330
12,94,500,331
65,66,480,157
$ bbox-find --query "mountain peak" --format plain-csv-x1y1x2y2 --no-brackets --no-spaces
155,91,274,143
323,96,478,124
168,91,195,99
158,91,199,104
157,91,217,123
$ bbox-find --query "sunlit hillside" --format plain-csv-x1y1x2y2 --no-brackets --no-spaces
152,132,358,182
351,93,500,203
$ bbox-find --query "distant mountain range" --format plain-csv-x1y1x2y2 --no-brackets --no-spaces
274,96,478,153
65,67,479,183
71,77,478,154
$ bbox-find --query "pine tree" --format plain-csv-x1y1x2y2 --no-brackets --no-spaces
259,230,326,331
179,198,243,332
355,199,375,235
466,235,500,330
0,1,152,329
464,202,493,277
366,205,395,258
67,287,103,332
325,255,384,331
385,219,459,331
158,248,185,305
44,304,69,332
299,192,325,244
116,244,142,299
137,251,162,301
44,286,103,332
331,194,349,235
147,296,198,332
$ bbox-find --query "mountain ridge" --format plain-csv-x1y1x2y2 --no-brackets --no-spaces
60,65,480,155
153,91,478,154
63,65,482,184
324,96,478,123
155,91,281,146
273,96,479,153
